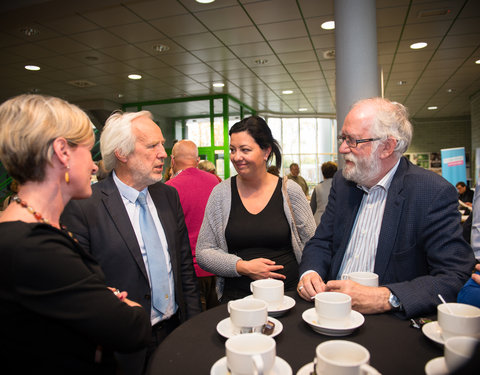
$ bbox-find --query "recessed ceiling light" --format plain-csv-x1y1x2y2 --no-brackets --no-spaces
476,59,480,64
298,108,308,112
397,80,407,85
447,88,455,93
410,42,428,49
152,44,170,53
21,27,39,37
321,21,335,30
427,106,438,110
212,82,225,87
128,74,142,80
196,0,215,3
25,65,40,71
255,59,269,65
282,90,293,95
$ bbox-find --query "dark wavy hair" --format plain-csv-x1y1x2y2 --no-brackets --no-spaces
229,116,282,169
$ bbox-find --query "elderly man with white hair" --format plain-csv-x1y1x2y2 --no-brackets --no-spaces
297,97,474,319
62,110,201,374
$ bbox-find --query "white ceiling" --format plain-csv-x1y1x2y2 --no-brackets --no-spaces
0,0,479,119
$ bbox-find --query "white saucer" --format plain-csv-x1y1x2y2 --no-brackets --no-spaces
210,356,292,375
422,321,444,346
216,316,283,339
245,295,296,317
296,362,314,375
425,356,448,375
302,308,364,336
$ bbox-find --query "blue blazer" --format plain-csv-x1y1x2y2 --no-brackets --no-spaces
61,174,202,322
299,157,475,318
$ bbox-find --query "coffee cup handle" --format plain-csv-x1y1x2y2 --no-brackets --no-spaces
341,274,349,280
250,283,254,293
360,363,381,375
252,354,264,375
227,301,232,314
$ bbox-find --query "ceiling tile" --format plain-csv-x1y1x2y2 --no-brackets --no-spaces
83,5,142,27
71,29,125,49
270,37,312,54
173,32,223,51
108,22,166,43
215,26,264,45
149,14,207,37
125,0,188,20
258,20,307,40
243,0,301,24
37,36,91,54
194,5,251,31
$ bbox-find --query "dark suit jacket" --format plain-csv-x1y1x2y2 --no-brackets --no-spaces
61,174,201,324
299,157,475,318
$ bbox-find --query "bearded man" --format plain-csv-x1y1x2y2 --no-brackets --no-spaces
297,98,474,319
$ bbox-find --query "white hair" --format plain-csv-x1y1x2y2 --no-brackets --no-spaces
353,98,413,156
100,110,152,171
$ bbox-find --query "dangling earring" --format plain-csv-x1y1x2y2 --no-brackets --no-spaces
65,165,70,184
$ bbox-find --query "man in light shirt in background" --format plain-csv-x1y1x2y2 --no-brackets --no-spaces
297,97,474,319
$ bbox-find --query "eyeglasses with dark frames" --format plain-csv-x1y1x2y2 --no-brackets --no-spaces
337,135,381,148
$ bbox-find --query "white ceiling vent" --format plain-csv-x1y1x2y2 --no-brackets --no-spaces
67,80,96,88
323,50,336,59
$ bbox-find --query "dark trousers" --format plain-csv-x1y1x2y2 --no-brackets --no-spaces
116,313,180,375
199,275,219,311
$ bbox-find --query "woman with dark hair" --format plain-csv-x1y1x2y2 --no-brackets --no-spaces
196,116,315,302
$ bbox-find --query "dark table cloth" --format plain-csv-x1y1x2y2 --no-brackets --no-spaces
147,292,442,374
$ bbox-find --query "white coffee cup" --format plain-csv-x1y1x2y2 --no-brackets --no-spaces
315,292,352,328
250,279,284,306
342,272,379,287
226,333,276,375
228,298,268,335
314,340,381,375
444,336,479,372
437,303,480,340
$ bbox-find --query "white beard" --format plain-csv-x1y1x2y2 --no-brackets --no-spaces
342,147,381,186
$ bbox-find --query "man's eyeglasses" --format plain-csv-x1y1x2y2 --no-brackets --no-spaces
337,135,381,148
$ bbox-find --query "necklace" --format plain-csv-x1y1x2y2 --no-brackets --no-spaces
12,195,50,225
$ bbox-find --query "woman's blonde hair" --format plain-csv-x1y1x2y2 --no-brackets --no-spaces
0,94,95,184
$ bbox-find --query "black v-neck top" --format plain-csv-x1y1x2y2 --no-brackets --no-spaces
223,176,297,300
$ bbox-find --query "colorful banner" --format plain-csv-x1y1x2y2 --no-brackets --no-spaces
441,147,467,186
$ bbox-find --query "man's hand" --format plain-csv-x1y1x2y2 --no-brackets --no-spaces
297,272,326,301
472,264,480,285
326,280,392,314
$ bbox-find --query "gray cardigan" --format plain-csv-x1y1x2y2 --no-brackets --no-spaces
196,177,316,298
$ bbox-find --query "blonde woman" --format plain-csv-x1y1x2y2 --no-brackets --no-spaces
0,95,150,374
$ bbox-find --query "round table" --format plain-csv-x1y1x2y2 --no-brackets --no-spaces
146,293,442,374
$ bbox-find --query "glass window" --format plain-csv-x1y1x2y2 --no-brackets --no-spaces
186,118,211,147
300,118,317,154
214,117,223,147
317,118,334,153
268,117,282,144
175,120,183,141
282,118,299,154
215,150,225,180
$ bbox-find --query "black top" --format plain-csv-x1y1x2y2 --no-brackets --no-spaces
223,176,297,300
0,221,150,375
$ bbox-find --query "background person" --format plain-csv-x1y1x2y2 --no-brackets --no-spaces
197,116,316,302
310,161,337,225
297,97,474,319
166,140,220,310
287,162,309,197
198,159,222,182
457,181,474,207
0,94,150,374
61,110,201,375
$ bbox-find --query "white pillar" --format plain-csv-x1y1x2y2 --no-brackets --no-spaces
334,0,380,132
